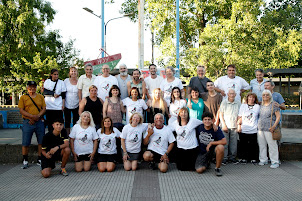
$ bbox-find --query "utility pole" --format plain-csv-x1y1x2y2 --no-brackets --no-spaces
138,0,144,69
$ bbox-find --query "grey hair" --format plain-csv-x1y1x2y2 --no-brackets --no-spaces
261,90,273,104
165,66,175,75
197,65,205,70
154,113,165,121
119,63,127,69
265,80,275,87
254,69,264,74
76,111,95,128
227,88,236,94
84,63,93,69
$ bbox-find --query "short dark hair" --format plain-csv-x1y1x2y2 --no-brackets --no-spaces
202,112,214,120
265,80,275,86
109,85,121,97
190,86,199,94
149,64,156,69
132,69,141,75
227,64,236,70
52,118,64,124
255,69,264,74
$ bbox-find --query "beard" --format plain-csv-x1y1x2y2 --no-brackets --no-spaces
120,71,128,76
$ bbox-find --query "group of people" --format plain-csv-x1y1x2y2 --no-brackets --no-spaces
18,63,285,178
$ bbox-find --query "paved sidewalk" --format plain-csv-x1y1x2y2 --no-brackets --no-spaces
1,162,302,201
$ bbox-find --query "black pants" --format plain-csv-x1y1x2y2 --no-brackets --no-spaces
64,107,79,128
46,110,64,132
176,147,199,171
239,132,259,161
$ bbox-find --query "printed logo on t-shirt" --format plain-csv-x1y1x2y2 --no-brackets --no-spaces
198,131,214,145
152,137,162,147
130,107,137,114
101,82,110,92
227,82,237,92
164,85,173,97
101,136,113,151
246,113,253,122
129,130,140,144
173,107,181,115
180,130,186,138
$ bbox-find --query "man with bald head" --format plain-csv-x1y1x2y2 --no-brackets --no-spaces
219,88,241,165
93,64,119,102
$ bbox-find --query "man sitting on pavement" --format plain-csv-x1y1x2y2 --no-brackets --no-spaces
195,112,227,176
18,81,46,169
143,113,175,173
41,118,70,178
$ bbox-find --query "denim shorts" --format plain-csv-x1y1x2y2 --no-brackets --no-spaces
22,119,45,146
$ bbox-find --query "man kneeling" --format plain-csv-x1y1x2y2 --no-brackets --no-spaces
41,119,70,178
143,113,175,173
195,112,227,176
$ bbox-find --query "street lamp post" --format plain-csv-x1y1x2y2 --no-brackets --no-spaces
83,7,133,57
104,13,133,53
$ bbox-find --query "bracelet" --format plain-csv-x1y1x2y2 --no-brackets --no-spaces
165,152,169,156
57,145,60,150
123,152,128,156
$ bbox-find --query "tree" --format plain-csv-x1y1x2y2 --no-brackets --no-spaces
0,0,81,99
121,0,302,82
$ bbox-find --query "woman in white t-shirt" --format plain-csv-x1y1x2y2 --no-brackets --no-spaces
70,111,98,172
121,113,149,171
169,107,202,171
160,66,184,106
168,87,187,125
64,67,79,134
43,69,67,132
237,92,260,164
96,117,121,172
122,87,148,124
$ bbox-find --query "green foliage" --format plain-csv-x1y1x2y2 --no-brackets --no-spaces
121,0,302,82
0,0,82,95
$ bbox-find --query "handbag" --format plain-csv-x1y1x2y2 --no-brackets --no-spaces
270,103,282,140
43,79,58,96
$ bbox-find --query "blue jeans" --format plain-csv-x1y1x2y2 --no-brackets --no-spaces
22,119,45,146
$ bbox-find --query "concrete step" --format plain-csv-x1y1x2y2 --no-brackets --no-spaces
281,112,302,129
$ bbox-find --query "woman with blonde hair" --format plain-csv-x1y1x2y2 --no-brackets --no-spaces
120,112,149,171
64,67,79,134
70,111,98,172
257,90,281,168
147,88,169,123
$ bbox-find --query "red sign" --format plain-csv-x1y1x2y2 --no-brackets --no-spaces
84,53,122,66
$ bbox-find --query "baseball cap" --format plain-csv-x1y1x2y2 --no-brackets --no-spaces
27,81,37,86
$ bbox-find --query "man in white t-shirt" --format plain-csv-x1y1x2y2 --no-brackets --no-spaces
144,64,164,99
93,64,119,102
214,64,250,102
143,113,175,173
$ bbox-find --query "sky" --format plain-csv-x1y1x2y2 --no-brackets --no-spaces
48,0,153,69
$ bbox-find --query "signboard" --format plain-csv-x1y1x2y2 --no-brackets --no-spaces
84,53,122,75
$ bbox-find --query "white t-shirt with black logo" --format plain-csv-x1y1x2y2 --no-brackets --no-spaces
122,98,148,124
160,78,183,105
144,126,175,155
97,127,121,154
69,124,98,155
169,118,202,149
238,104,260,134
168,99,187,125
120,123,148,153
93,75,119,102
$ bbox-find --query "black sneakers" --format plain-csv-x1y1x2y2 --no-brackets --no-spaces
215,168,223,176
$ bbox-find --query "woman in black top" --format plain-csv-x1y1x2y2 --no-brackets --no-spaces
79,85,103,129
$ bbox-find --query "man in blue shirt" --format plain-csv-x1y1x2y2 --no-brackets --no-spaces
195,112,227,176
250,69,267,102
